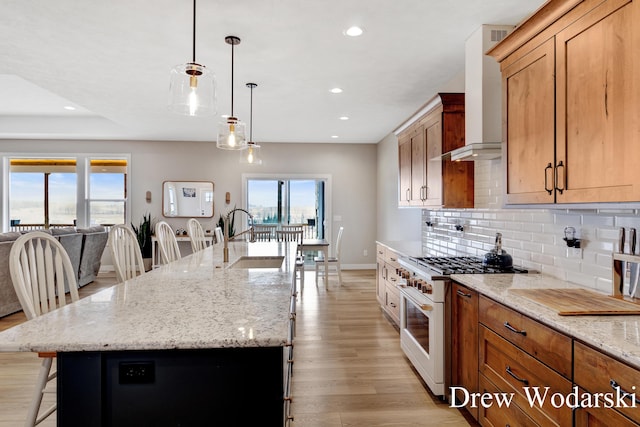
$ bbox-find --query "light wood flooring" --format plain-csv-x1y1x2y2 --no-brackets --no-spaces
0,270,473,426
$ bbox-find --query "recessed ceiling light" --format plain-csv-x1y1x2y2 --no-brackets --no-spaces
331,135,339,139
64,106,76,111
339,116,349,121
344,26,364,37
330,88,343,94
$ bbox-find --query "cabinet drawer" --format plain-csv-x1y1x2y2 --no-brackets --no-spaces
479,374,540,427
574,341,640,425
386,286,400,323
479,296,572,378
573,386,639,427
480,326,573,426
386,249,401,270
376,243,385,259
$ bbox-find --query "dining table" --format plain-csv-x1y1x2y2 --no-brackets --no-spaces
300,238,330,289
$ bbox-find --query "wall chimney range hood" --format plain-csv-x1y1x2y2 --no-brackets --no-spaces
447,25,513,161
449,142,501,161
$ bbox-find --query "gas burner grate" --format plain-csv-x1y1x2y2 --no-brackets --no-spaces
413,256,528,275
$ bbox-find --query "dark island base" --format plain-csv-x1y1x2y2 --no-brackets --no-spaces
58,347,284,426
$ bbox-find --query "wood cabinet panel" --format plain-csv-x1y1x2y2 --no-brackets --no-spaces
574,340,640,425
410,125,426,204
479,326,573,426
479,296,572,378
503,38,556,204
555,0,640,203
376,245,401,327
451,282,479,420
398,135,412,206
479,373,540,427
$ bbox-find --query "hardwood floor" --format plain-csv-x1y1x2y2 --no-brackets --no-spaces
0,270,472,426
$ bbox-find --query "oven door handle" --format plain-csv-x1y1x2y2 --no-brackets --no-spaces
401,290,434,313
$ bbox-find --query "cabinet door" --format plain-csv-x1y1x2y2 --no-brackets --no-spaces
398,134,412,206
424,115,443,207
555,0,640,203
503,38,556,204
451,282,479,420
410,125,427,205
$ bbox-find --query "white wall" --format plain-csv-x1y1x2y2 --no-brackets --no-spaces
1,139,378,268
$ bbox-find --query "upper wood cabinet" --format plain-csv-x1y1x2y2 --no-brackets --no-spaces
397,93,473,208
490,0,640,205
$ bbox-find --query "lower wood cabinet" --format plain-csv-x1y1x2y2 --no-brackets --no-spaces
451,282,479,420
479,325,573,426
574,341,640,426
479,373,539,427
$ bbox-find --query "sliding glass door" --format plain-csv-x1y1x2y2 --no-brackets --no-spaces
246,177,327,239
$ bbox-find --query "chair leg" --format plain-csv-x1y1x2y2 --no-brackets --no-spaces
337,263,342,286
26,356,56,427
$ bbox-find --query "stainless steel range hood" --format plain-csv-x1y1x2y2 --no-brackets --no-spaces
446,25,512,161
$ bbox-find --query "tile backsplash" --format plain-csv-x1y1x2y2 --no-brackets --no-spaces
421,159,640,294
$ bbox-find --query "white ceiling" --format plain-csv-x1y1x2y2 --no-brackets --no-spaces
0,0,545,144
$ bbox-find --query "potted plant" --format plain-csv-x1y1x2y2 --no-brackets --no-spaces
217,208,236,240
132,213,154,271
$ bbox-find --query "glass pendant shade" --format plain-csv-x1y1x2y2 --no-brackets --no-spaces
240,142,262,164
168,63,216,116
217,116,247,149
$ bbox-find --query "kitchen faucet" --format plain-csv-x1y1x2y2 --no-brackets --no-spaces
223,208,255,262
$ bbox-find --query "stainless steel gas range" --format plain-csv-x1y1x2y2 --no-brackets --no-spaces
396,255,530,399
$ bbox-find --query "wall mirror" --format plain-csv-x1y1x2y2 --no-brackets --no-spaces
162,181,214,217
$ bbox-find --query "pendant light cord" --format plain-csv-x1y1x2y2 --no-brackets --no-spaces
230,42,235,116
249,85,253,141
192,0,197,63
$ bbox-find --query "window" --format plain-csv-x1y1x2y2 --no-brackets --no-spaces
3,155,130,231
9,158,77,228
88,159,127,226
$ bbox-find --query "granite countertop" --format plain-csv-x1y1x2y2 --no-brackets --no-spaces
452,273,640,370
0,242,297,353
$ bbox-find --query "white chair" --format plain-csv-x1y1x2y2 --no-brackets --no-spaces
276,230,305,288
214,227,224,245
187,218,207,253
9,231,81,426
315,226,344,286
155,221,181,264
109,224,146,283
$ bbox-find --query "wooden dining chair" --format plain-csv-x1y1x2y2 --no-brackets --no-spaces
187,218,207,252
315,226,344,286
9,231,81,426
253,224,277,239
252,230,273,241
276,230,305,288
155,221,181,264
109,224,146,283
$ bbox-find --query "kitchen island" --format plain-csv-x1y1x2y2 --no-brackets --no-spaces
0,241,298,426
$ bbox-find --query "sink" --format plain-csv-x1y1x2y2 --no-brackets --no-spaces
227,255,285,269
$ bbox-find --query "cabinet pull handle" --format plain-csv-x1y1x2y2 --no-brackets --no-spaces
610,379,640,404
555,160,565,194
503,321,527,336
456,289,472,298
544,163,553,195
406,188,411,201
389,302,396,308
505,366,529,385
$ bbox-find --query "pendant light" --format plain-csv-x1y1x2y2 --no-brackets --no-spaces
168,0,216,116
240,83,262,165
217,36,247,150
